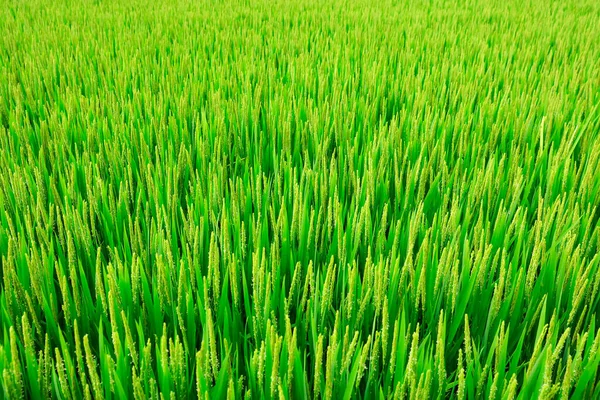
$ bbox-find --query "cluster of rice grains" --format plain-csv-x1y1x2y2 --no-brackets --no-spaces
1,0,600,398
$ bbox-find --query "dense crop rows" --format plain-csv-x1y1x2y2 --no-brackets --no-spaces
1,0,600,398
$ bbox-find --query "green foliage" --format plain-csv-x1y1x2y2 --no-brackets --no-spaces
1,0,600,398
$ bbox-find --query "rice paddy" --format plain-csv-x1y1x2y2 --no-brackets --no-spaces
1,0,600,398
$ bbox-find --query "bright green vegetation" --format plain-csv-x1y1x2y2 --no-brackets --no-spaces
1,0,600,398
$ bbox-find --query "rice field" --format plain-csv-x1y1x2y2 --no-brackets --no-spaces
1,0,600,398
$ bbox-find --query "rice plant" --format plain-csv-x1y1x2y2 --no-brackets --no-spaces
1,0,600,398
